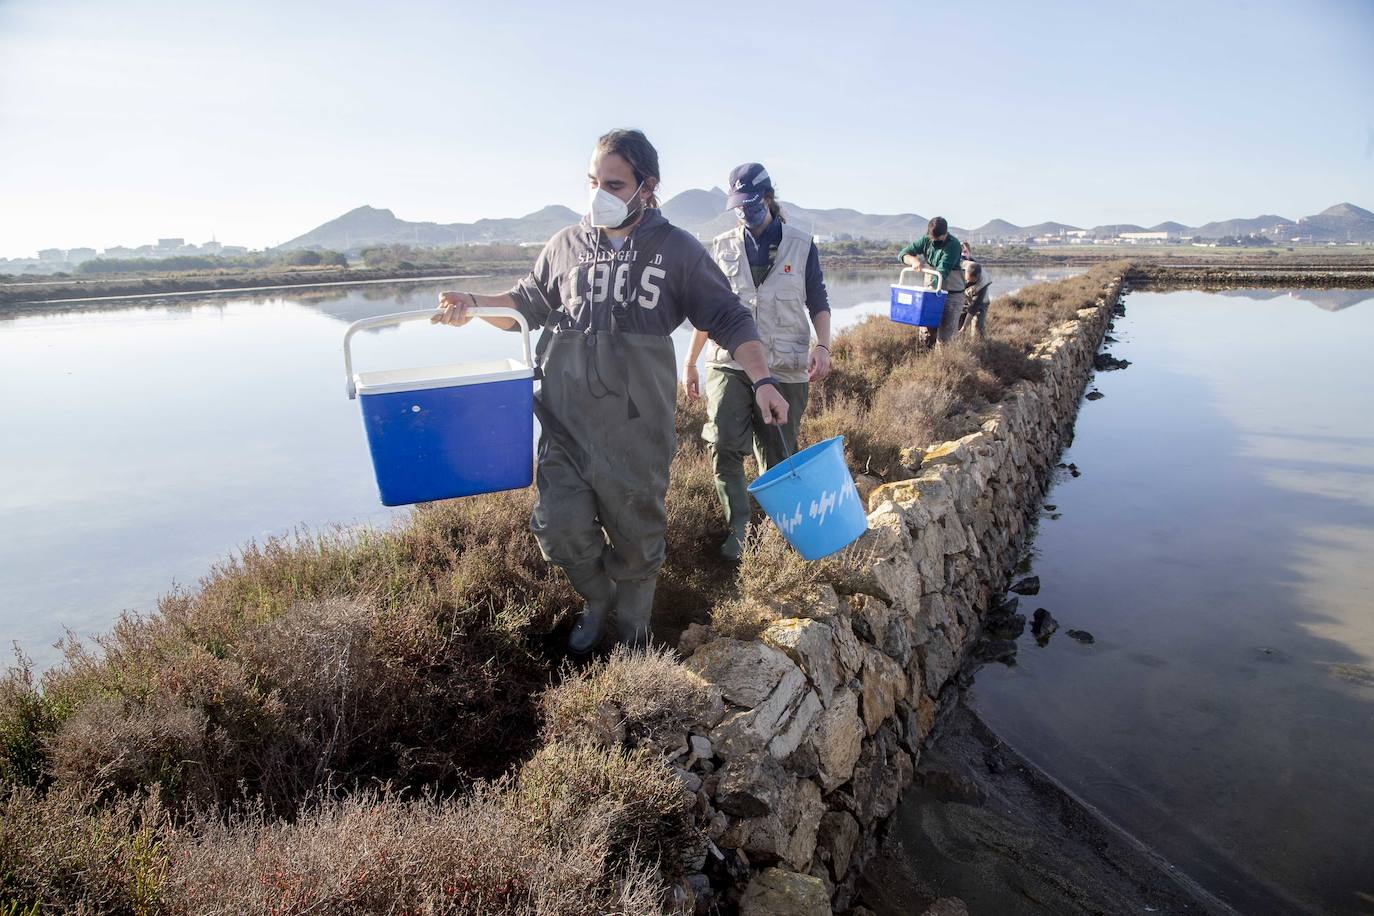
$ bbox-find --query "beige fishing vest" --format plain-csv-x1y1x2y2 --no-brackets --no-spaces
708,222,814,384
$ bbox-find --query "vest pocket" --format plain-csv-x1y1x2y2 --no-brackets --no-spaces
772,336,810,374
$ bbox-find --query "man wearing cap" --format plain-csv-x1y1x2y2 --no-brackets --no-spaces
683,163,832,560
898,216,966,346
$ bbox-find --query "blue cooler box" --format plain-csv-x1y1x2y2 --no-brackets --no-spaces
355,360,534,506
344,307,536,506
889,284,947,328
889,266,948,328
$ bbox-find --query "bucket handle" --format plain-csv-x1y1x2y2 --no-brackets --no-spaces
772,422,800,480
897,267,944,292
343,307,532,399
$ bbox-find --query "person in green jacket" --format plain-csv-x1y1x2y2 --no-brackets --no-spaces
898,216,966,346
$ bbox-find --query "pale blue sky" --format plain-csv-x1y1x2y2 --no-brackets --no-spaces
1,0,1371,257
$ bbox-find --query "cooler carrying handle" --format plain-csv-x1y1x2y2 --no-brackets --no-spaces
897,267,945,293
343,307,532,399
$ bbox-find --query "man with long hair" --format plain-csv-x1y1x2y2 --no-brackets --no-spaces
433,130,788,655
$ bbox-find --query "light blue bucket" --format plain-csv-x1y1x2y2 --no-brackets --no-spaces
747,435,868,560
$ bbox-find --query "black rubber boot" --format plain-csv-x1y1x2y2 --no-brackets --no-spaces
613,576,658,651
567,565,617,657
719,517,749,562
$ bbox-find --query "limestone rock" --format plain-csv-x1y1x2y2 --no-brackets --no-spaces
722,776,824,871
854,473,883,506
920,897,971,916
918,629,958,697
806,687,865,790
715,753,788,818
985,612,1025,640
816,809,860,880
710,664,808,758
1031,607,1059,640
769,688,822,760
842,726,913,826
860,648,906,735
866,479,918,514
739,867,832,916
686,638,794,708
678,622,714,656
784,778,825,869
832,615,865,680
922,432,987,470
763,617,840,705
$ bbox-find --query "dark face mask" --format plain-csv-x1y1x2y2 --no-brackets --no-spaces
736,198,769,230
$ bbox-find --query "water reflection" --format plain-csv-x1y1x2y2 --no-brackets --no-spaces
963,290,1374,914
1212,286,1374,312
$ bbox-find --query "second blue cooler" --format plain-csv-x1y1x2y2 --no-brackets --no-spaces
889,266,948,328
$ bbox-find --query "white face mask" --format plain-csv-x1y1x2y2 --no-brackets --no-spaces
588,180,644,229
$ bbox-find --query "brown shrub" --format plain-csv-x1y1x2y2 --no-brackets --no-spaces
659,448,735,634
716,525,876,640
820,315,925,408
512,740,699,879
542,646,709,750
0,783,171,913
866,341,1003,451
164,787,667,916
0,654,66,789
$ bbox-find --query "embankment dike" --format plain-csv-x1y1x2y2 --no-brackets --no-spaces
668,274,1128,912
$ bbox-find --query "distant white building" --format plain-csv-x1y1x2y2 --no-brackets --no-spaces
157,238,185,250
67,247,97,263
1120,231,1171,241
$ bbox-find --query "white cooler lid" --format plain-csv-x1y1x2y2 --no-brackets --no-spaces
355,358,533,396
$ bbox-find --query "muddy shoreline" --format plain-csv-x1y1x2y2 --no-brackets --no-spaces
857,699,1251,916
1128,263,1374,289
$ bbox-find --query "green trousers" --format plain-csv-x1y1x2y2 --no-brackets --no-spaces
701,366,809,532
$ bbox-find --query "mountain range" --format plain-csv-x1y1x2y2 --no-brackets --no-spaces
277,197,1374,250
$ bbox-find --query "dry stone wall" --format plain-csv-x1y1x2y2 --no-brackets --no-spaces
672,274,1126,915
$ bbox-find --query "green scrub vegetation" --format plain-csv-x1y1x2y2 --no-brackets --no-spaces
0,262,1128,914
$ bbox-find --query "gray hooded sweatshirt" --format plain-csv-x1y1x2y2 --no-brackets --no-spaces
502,208,762,584
506,208,760,350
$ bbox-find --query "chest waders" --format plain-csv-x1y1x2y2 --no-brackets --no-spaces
532,325,677,653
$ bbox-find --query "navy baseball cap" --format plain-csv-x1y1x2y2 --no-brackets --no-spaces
725,162,773,209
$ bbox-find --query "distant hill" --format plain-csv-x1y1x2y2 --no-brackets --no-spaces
1192,214,1295,239
1090,223,1148,237
278,199,1374,251
1298,203,1374,242
968,219,1023,242
1021,221,1083,237
278,203,581,250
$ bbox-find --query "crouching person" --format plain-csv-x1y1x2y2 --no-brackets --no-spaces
433,130,787,656
682,162,832,560
960,242,993,339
